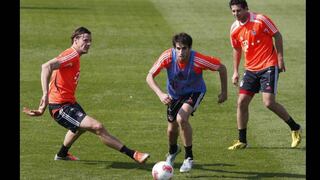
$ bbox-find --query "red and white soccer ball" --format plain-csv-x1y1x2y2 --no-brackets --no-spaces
152,161,174,180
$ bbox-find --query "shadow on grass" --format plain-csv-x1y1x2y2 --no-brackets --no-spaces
247,146,306,151
79,160,233,171
20,6,89,11
78,160,305,179
79,160,153,171
188,164,306,179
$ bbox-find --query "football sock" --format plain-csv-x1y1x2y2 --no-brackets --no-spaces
169,144,178,154
120,145,135,159
184,145,193,160
57,145,70,157
239,128,247,143
285,117,300,131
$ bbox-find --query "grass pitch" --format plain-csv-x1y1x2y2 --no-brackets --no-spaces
20,0,305,179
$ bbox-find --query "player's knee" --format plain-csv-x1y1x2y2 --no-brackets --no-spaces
167,126,178,135
91,122,104,132
176,116,188,127
263,100,275,109
237,99,249,110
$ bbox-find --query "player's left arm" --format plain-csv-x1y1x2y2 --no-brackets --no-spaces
197,54,228,103
217,64,228,104
273,31,285,72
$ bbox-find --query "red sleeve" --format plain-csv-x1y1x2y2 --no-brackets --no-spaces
256,14,279,36
56,48,79,68
230,21,241,48
194,52,221,71
149,49,172,77
230,33,241,48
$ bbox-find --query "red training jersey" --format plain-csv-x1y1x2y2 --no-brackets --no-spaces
149,48,221,77
49,47,80,104
230,12,279,71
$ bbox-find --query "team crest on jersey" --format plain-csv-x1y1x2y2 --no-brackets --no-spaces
251,30,256,36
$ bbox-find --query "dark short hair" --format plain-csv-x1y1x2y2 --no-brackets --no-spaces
71,26,91,44
229,0,248,9
172,32,192,48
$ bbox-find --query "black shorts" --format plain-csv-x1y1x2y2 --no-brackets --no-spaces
48,102,86,133
239,66,279,95
167,92,205,122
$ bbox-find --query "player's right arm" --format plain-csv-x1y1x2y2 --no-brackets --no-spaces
230,22,242,87
23,58,61,116
232,47,242,86
146,73,172,105
146,50,172,105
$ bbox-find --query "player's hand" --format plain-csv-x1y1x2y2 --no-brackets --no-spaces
159,93,172,105
23,107,45,116
217,92,227,104
232,73,239,87
278,61,286,72
23,95,48,116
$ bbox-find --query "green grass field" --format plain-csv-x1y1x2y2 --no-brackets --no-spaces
20,0,306,179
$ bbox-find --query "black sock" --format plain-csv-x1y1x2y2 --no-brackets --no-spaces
120,145,135,159
169,144,178,154
57,145,70,157
285,117,300,131
184,145,193,160
239,128,247,143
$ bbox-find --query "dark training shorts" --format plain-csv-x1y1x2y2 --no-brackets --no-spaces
167,92,205,122
239,66,279,95
48,102,86,133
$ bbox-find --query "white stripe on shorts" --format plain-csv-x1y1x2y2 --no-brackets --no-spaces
274,66,278,95
59,108,81,127
193,92,205,111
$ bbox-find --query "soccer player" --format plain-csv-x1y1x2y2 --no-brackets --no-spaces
22,27,150,163
227,0,302,150
146,32,228,172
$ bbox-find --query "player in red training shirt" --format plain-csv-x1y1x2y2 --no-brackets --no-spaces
23,27,149,163
228,0,302,150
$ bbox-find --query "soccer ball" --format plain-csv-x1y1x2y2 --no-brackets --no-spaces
152,161,174,180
